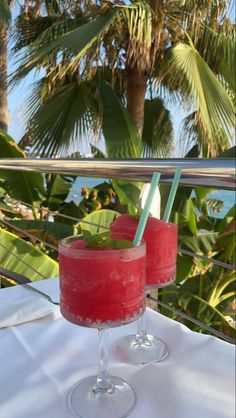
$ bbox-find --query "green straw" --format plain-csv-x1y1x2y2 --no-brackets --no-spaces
163,168,182,222
133,172,161,246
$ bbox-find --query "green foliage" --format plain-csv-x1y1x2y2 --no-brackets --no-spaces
159,197,236,338
111,180,142,216
79,209,120,236
100,82,141,158
0,130,45,204
0,228,58,282
44,174,75,210
11,10,118,87
166,42,234,154
157,146,236,338
100,83,143,215
27,81,99,157
10,1,235,157
142,98,173,157
0,0,11,28
83,231,134,249
6,220,73,242
176,198,198,235
217,145,236,158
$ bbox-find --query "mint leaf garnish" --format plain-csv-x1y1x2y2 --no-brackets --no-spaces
82,231,134,249
99,239,134,249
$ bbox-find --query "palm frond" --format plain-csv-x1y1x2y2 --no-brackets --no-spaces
45,0,61,15
218,29,236,92
20,65,126,157
167,1,234,84
180,111,232,157
142,98,173,157
26,81,100,157
11,11,118,87
196,24,236,92
0,0,11,28
164,42,235,153
100,82,141,159
122,2,153,72
12,15,79,53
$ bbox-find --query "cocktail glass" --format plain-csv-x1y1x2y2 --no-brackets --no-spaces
110,214,178,365
59,235,146,418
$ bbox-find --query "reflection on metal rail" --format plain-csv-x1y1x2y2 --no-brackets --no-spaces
0,158,235,190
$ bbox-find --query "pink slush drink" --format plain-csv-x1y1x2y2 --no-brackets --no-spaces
59,237,146,328
110,215,178,287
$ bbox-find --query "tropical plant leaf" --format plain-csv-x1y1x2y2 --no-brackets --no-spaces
179,231,218,254
165,42,235,154
55,201,81,226
79,209,120,236
217,145,236,158
100,82,143,215
45,175,75,210
0,0,11,28
0,228,58,281
12,15,78,53
178,198,198,235
180,111,231,157
215,204,235,234
27,81,98,157
6,220,73,242
12,11,117,86
0,130,45,204
197,25,236,92
217,231,235,265
111,180,142,216
122,2,153,72
90,145,106,159
176,254,193,283
100,82,141,158
142,98,173,157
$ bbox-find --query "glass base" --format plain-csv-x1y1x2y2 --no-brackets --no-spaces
115,334,168,365
68,375,136,418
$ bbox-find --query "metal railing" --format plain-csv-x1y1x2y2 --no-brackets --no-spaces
0,158,235,344
0,158,235,189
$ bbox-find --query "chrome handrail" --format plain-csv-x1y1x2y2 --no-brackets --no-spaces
0,158,235,189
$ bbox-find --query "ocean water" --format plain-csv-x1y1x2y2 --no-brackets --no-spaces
67,177,235,219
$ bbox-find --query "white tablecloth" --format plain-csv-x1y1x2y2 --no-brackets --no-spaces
0,279,235,418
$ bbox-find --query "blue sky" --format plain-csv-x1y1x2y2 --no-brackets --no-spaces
7,3,235,157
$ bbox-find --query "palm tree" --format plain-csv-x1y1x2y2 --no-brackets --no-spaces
11,0,235,157
0,0,43,133
0,0,11,132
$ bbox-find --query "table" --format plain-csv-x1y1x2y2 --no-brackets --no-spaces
0,279,235,418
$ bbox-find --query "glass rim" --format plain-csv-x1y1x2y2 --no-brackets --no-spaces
59,234,146,254
112,219,178,232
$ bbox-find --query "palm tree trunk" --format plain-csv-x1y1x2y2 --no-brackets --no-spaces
0,28,8,132
126,66,147,137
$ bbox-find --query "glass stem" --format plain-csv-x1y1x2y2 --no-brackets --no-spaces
135,311,148,344
94,329,113,394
